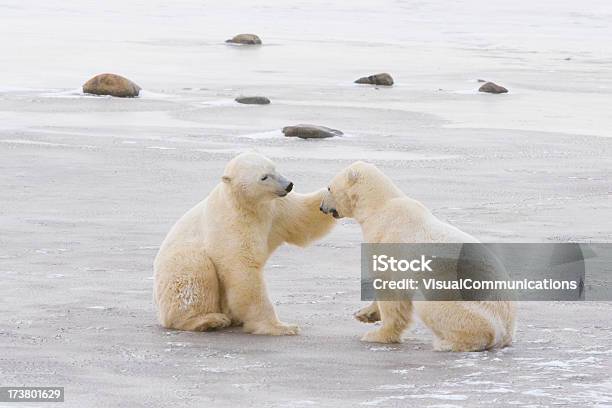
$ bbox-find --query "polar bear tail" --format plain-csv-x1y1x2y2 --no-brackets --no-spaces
154,246,231,332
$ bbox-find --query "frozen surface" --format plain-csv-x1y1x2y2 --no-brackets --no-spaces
1,0,612,407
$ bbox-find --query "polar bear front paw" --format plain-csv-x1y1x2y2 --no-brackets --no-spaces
270,323,300,336
361,329,401,344
245,323,300,336
354,305,381,323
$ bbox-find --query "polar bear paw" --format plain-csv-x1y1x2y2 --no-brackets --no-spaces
432,337,454,352
245,323,300,336
361,329,401,344
354,305,381,323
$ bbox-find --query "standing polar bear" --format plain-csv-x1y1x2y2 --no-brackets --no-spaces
154,152,335,335
320,162,516,351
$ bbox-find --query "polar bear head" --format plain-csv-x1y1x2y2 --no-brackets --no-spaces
320,161,395,219
222,152,293,202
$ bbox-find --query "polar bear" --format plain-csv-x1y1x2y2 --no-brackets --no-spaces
320,162,516,351
154,152,335,335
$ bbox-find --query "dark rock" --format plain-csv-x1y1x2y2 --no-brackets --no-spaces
235,96,270,105
477,79,487,83
478,82,508,94
225,34,262,45
82,73,141,97
282,124,343,139
354,73,394,86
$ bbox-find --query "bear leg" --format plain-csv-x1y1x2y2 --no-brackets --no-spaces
361,300,412,343
222,267,299,336
175,313,232,332
244,322,300,336
418,302,503,352
155,247,225,331
354,301,381,323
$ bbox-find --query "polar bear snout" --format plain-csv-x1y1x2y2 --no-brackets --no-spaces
320,191,342,218
320,205,340,218
274,175,293,197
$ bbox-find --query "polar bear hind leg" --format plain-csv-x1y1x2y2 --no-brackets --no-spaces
175,313,231,332
419,302,502,352
155,247,231,332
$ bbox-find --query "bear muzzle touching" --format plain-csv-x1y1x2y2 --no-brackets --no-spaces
319,190,342,218
272,174,293,197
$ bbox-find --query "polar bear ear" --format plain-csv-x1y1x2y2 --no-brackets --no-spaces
347,168,360,185
221,175,231,184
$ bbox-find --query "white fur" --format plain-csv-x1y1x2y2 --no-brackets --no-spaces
323,161,516,350
154,152,335,334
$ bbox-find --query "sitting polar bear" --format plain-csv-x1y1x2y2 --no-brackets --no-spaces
154,152,335,335
320,162,516,351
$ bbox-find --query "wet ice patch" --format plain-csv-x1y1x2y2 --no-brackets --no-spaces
201,362,269,373
200,366,227,373
459,380,500,385
483,388,515,394
0,86,63,93
199,99,237,107
527,338,552,344
138,90,175,99
362,393,467,406
240,130,284,139
376,384,415,390
85,267,106,272
522,389,551,397
531,357,603,371
392,366,426,374
166,341,191,347
146,146,176,150
211,144,457,162
369,346,397,352
451,358,478,368
513,357,544,361
415,394,469,401
565,347,612,355
426,405,464,408
0,139,97,149
35,248,68,255
39,88,85,98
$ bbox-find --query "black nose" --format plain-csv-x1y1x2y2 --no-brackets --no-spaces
285,182,293,193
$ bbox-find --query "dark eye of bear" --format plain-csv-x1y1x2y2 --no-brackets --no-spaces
327,187,331,192
261,175,268,181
